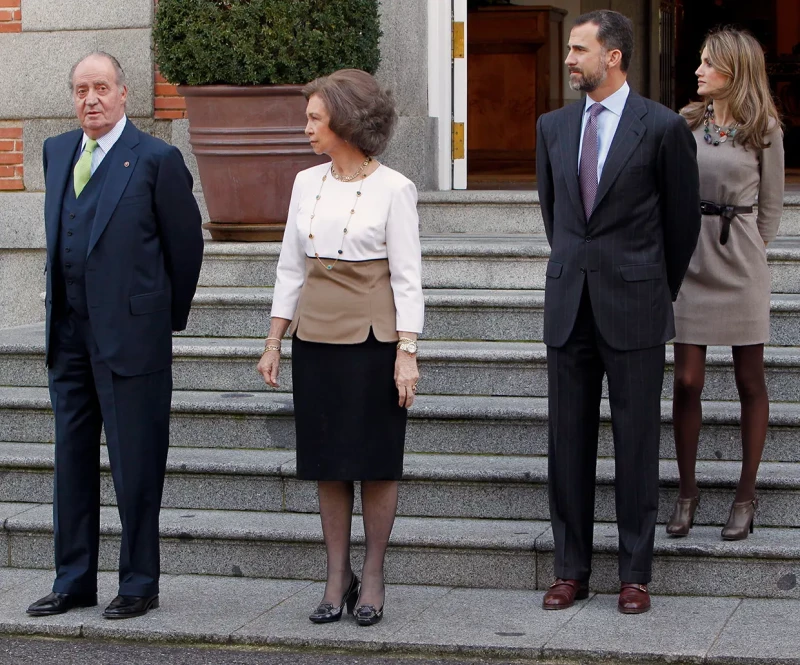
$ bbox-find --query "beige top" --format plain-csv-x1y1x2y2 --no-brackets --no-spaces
272,162,424,343
673,121,784,345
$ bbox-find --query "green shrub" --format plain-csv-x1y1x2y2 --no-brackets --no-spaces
154,0,382,86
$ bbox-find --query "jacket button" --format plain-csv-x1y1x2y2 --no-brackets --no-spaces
580,267,586,274
67,231,73,236
65,247,71,253
585,236,592,243
69,213,75,219
65,263,72,269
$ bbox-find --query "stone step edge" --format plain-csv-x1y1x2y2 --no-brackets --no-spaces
4,387,800,426
201,234,800,260
2,502,799,560
187,287,800,313
6,329,800,369
1,442,799,490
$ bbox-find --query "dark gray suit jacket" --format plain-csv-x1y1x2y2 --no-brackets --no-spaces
536,91,701,351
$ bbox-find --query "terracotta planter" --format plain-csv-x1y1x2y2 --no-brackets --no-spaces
180,85,326,241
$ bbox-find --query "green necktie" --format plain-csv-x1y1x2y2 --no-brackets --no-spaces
73,138,99,198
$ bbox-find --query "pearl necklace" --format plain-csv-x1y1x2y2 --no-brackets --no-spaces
307,168,367,271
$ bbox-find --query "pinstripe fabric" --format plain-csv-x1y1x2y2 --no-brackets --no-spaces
536,90,701,586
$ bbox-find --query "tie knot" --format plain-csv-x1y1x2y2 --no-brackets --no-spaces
588,103,605,119
84,138,99,154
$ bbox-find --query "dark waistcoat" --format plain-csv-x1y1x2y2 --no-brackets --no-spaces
54,144,115,318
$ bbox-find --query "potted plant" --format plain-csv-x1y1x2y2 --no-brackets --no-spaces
154,0,382,241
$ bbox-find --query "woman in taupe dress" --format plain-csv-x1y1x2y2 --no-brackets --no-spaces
668,28,784,541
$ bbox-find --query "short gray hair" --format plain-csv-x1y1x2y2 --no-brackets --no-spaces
69,51,127,91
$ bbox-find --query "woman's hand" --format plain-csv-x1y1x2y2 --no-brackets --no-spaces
395,350,419,408
257,349,281,388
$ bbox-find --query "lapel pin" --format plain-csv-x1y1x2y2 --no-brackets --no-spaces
124,161,130,167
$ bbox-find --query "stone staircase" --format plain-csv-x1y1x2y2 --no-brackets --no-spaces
1,192,800,602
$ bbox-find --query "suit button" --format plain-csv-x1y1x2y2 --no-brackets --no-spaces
65,247,71,253
69,213,75,219
585,236,592,243
68,280,73,285
580,267,586,274
65,263,72,269
67,231,73,236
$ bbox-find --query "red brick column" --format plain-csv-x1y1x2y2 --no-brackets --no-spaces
0,0,21,33
153,0,186,119
154,71,187,120
0,126,23,191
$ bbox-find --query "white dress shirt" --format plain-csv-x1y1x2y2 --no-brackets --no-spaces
80,115,127,173
272,162,425,334
577,82,630,182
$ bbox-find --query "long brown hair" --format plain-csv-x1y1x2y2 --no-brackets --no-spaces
681,28,781,150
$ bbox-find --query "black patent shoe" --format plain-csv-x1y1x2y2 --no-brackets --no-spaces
309,575,359,624
102,594,159,619
354,603,384,626
26,591,98,616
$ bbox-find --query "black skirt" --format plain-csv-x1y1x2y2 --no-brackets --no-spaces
292,330,407,481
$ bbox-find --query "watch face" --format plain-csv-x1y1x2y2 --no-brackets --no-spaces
406,341,418,354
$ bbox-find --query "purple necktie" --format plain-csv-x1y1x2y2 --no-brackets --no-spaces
579,103,605,219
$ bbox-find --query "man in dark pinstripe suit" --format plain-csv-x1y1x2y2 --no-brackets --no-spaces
536,10,700,614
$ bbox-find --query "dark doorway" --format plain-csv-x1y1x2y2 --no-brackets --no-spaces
673,0,800,174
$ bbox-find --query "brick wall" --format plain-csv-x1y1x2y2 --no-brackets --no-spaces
0,126,23,190
0,0,21,33
154,71,186,120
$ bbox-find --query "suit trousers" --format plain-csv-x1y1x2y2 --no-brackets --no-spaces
48,311,171,597
547,283,664,584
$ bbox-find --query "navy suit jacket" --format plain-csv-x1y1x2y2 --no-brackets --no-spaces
536,91,701,351
43,119,204,376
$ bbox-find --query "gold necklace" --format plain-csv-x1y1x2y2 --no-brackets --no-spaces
331,156,371,182
307,168,367,271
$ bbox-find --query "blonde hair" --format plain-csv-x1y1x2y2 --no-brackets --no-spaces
681,28,781,150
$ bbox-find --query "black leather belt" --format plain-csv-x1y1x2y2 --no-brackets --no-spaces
700,200,754,245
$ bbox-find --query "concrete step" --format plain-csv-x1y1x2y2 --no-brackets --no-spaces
184,286,542,341
0,570,797,663
2,386,800,462
1,501,798,598
6,325,800,401
1,442,798,527
200,235,800,294
415,189,800,236
181,287,800,344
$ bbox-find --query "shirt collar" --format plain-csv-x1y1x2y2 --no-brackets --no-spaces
81,115,127,154
585,81,630,118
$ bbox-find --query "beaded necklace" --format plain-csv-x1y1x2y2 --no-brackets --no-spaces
307,168,367,271
703,103,738,146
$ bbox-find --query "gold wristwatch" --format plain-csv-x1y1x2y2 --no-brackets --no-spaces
397,338,418,355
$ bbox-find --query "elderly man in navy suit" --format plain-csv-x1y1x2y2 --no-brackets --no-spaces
27,52,203,619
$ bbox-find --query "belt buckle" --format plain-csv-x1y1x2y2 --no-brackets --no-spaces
700,201,718,215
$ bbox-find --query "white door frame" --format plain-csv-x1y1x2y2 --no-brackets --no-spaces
427,0,467,190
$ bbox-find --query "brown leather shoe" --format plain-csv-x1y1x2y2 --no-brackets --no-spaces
542,578,589,610
618,583,651,614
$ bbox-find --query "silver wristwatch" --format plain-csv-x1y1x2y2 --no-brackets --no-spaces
397,338,418,355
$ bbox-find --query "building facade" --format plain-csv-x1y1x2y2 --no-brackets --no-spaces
1,0,798,325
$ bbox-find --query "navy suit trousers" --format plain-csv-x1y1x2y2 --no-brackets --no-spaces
48,311,171,597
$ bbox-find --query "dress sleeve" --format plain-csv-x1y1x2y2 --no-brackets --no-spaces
271,173,307,320
386,178,424,334
756,124,785,244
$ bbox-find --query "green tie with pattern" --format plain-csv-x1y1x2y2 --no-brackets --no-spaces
73,138,99,198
